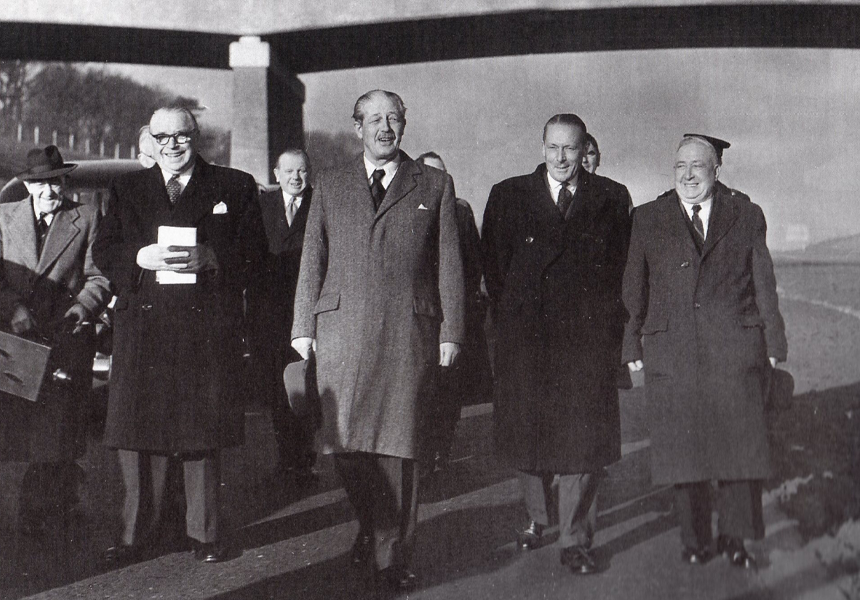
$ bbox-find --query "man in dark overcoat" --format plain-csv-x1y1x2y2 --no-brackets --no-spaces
481,114,632,574
414,151,492,475
245,148,316,482
622,134,787,568
0,145,111,535
93,107,265,563
291,90,465,592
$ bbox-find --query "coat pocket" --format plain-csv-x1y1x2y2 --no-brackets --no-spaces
738,314,764,328
313,292,340,315
641,315,668,335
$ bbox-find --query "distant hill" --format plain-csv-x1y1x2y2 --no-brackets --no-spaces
775,233,860,264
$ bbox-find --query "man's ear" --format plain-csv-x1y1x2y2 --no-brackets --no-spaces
353,120,363,140
714,164,722,180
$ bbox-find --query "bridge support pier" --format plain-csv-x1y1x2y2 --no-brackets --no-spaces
229,36,304,184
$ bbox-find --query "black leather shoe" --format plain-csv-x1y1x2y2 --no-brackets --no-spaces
516,521,544,551
101,543,142,565
192,541,228,563
560,546,600,575
681,546,713,565
381,566,417,591
717,536,756,569
350,533,373,566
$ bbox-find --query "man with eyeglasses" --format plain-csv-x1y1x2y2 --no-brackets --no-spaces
94,107,266,564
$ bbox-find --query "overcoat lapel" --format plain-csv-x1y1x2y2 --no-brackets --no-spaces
11,200,39,271
130,166,172,227
284,188,312,242
524,167,566,269
374,154,418,221
172,159,219,225
701,191,739,259
36,202,80,275
659,192,702,256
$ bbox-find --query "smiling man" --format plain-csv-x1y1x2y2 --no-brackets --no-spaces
482,114,632,575
291,90,465,593
94,106,266,564
622,134,787,569
246,149,317,484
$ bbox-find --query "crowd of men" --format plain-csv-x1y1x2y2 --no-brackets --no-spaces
0,89,786,595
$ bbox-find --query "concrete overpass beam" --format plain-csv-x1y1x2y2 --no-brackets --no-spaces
229,35,304,184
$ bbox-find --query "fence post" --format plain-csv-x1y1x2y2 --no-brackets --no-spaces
69,133,75,150
34,126,39,145
99,140,105,157
130,145,136,159
52,130,58,145
114,143,120,159
17,123,22,142
85,139,91,154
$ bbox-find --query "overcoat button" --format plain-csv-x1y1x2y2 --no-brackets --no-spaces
141,303,153,311
525,236,534,244
681,261,690,268
694,303,701,309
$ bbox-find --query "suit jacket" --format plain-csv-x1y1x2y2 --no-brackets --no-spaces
621,185,787,484
245,187,313,403
292,151,465,459
93,157,266,454
0,196,111,461
481,165,632,473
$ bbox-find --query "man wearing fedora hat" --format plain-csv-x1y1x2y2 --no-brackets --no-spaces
0,145,111,536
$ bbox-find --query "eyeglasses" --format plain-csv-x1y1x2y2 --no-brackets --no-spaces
152,131,196,146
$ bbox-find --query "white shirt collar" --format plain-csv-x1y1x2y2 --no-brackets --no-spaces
363,154,400,189
545,172,578,204
33,198,62,225
160,163,195,193
282,189,303,208
680,197,714,238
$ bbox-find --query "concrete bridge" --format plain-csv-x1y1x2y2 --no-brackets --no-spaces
1,0,858,183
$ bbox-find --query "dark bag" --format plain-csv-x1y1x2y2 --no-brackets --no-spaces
764,366,794,413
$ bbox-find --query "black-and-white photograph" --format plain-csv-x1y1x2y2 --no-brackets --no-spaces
0,1,859,598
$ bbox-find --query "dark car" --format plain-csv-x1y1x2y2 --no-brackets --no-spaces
0,158,146,209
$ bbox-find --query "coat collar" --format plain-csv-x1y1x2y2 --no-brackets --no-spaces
655,184,740,259
374,150,417,221
32,196,82,275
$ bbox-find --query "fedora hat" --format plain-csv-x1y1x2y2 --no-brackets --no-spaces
283,355,322,430
17,145,77,181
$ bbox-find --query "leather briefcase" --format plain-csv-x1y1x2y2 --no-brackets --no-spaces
0,330,53,402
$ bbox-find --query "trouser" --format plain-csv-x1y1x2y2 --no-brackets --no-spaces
518,471,600,549
334,452,419,570
118,449,220,545
674,480,765,549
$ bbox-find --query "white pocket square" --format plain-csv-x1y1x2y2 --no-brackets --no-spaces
212,201,228,215
417,204,429,210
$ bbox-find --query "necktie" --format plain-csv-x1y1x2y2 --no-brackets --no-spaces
691,204,705,241
285,196,297,226
166,174,182,205
370,169,386,211
36,213,50,255
557,183,573,217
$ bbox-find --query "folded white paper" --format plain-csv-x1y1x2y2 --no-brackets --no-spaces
156,226,197,284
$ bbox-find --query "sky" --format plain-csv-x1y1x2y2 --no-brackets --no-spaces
110,47,860,250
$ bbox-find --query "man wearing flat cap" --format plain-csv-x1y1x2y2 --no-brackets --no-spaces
0,145,111,536
622,134,787,568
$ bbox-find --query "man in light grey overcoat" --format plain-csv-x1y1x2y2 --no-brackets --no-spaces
292,90,465,592
622,134,787,569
